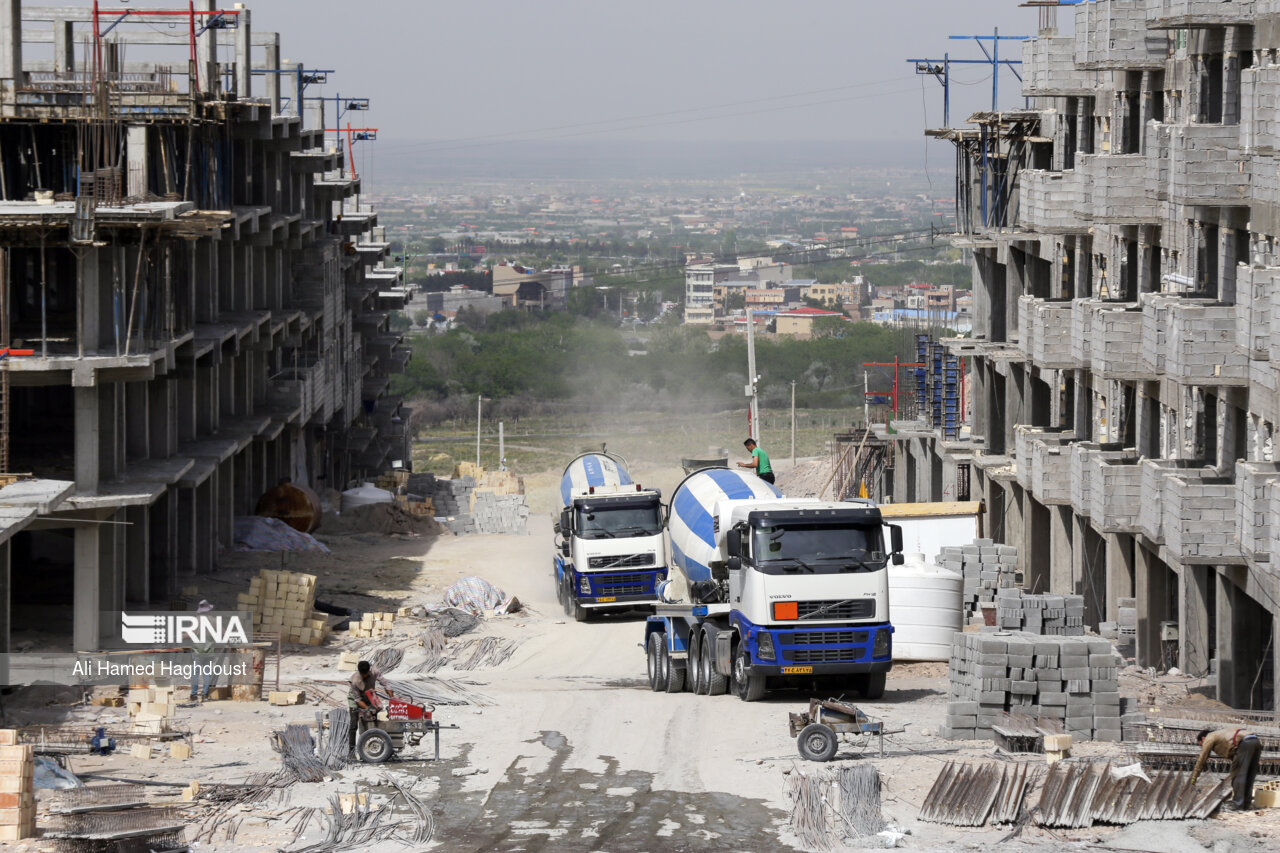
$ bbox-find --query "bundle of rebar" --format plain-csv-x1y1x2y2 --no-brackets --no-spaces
41,807,184,838
321,707,351,770
411,628,447,673
1036,761,1232,827
837,765,884,837
386,676,495,707
45,784,147,814
288,792,399,853
787,771,832,851
370,647,404,674
387,776,435,845
450,636,519,670
198,771,294,806
919,762,1009,826
271,724,326,783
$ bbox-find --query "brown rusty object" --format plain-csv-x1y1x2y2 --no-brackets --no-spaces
255,479,323,533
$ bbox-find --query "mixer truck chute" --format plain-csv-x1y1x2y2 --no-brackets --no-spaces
554,452,667,621
646,466,901,702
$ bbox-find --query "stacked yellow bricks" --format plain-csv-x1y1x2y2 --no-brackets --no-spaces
128,685,176,734
0,730,35,841
237,570,331,646
347,611,396,639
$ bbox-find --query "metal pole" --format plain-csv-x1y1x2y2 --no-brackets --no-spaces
864,370,870,426
790,380,796,465
745,308,760,442
475,395,482,468
499,421,505,470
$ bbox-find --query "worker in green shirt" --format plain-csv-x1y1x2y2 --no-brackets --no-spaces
738,438,774,484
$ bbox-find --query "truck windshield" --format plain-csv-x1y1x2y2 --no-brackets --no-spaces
576,505,662,540
751,522,885,574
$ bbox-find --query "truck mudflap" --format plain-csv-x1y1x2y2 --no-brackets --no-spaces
569,567,667,606
732,614,894,676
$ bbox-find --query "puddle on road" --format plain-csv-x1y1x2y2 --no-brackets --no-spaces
409,730,788,852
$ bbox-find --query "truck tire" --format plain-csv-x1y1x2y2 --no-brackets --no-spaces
859,672,887,700
646,633,664,692
732,645,766,702
356,728,394,764
561,577,575,617
701,632,729,696
571,596,590,623
663,644,685,693
797,723,839,762
687,632,706,695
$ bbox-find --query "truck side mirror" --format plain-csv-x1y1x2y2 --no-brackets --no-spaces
891,553,904,566
561,541,571,557
725,528,742,556
889,524,903,555
560,508,573,535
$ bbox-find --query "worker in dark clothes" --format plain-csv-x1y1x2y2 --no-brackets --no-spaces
348,660,395,752
737,438,774,484
1192,727,1263,810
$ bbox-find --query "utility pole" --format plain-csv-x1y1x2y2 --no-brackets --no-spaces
745,308,760,442
790,380,797,465
499,421,506,471
475,395,483,468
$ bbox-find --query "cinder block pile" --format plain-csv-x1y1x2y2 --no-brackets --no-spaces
938,539,1020,623
471,491,530,535
0,730,35,841
942,631,1123,742
238,570,332,646
348,611,397,639
996,589,1086,635
1099,596,1137,658
422,467,530,535
128,685,176,734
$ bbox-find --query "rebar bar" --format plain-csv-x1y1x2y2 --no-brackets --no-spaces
271,724,326,783
370,647,404,674
321,707,350,770
787,771,832,851
387,775,435,845
837,765,883,837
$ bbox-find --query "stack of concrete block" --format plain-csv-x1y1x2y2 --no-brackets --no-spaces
349,611,397,639
0,731,34,841
471,492,530,535
432,477,475,519
428,470,531,535
938,539,1020,623
942,631,1123,742
996,590,1086,635
128,685,176,734
238,570,331,646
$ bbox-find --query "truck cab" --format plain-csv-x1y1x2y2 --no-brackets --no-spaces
555,486,667,621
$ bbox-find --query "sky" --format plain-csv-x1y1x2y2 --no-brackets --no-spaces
238,1,1056,142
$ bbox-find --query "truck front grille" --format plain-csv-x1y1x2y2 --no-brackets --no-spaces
588,553,655,570
790,647,864,663
787,630,867,646
796,599,875,620
590,571,657,596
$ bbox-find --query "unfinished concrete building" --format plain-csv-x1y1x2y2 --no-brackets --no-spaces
896,0,1280,710
0,1,411,654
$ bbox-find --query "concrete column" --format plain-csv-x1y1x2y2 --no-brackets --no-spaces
73,525,101,652
1071,512,1088,597
196,0,219,97
127,125,148,198
234,7,251,99
263,36,281,114
80,248,102,353
148,378,173,459
0,0,21,84
75,386,100,493
99,512,124,615
53,19,74,76
196,479,214,574
1004,481,1026,555
98,384,119,482
1135,545,1169,669
1105,533,1134,623
1073,369,1090,440
1179,564,1212,677
1215,569,1238,704
1049,505,1073,594
125,505,149,605
149,490,177,600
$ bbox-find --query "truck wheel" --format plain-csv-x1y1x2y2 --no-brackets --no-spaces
646,633,664,692
859,672,887,700
356,728,394,764
732,646,765,702
571,596,590,623
561,578,575,617
702,634,729,696
555,572,566,607
687,632,706,694
797,723,839,762
663,644,685,693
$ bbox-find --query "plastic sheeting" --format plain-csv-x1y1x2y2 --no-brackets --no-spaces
442,576,506,616
234,516,331,554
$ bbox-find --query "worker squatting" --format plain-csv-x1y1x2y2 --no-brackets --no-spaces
70,660,249,679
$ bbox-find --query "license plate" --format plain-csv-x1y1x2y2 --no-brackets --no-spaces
782,666,813,675
595,596,617,602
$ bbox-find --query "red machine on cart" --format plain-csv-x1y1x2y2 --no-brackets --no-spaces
353,690,447,763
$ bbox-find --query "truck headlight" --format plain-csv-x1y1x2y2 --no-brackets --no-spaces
756,631,776,662
873,629,890,658
578,575,591,595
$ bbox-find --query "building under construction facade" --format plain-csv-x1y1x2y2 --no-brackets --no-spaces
0,1,411,652
895,0,1280,710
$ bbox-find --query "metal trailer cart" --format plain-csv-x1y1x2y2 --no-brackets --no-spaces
789,698,884,762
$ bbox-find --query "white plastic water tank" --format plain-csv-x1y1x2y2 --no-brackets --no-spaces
340,483,394,513
888,553,963,661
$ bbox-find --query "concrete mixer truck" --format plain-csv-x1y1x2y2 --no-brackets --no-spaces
645,467,902,701
554,453,667,621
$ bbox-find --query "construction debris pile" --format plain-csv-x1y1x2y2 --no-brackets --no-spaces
0,730,34,841
942,632,1123,742
938,539,1021,623
128,686,177,734
995,589,1087,635
238,570,333,646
